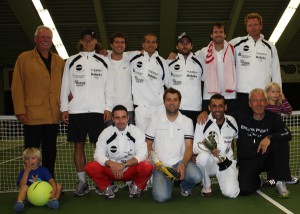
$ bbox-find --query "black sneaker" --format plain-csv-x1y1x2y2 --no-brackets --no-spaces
262,179,276,188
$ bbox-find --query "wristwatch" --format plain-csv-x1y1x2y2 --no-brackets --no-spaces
121,160,128,168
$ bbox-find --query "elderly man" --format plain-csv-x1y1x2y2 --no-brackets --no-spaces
11,25,65,178
234,88,292,197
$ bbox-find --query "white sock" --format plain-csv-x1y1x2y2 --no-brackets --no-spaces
77,172,86,183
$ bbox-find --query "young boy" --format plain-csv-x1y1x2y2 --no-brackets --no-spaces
14,147,62,212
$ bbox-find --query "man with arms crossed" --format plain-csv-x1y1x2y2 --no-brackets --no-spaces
85,105,152,198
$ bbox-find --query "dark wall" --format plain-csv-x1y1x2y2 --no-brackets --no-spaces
282,83,300,111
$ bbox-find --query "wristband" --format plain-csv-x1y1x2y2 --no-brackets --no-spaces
121,160,128,168
181,161,188,167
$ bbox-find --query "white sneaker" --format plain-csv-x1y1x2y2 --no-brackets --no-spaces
98,185,119,199
286,176,299,185
129,182,142,198
275,181,290,198
74,180,89,196
201,186,212,197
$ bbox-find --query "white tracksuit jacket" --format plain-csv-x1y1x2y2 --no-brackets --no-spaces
168,53,204,111
229,34,281,93
60,51,114,113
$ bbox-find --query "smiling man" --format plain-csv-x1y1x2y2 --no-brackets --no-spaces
234,88,292,198
11,25,65,178
85,105,152,199
60,29,114,196
130,33,170,132
229,13,282,111
146,88,202,202
197,23,236,115
193,94,239,198
107,33,134,125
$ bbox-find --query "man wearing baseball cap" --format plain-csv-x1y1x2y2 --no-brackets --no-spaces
60,29,114,196
168,32,204,127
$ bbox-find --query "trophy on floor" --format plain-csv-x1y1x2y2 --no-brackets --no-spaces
198,131,232,171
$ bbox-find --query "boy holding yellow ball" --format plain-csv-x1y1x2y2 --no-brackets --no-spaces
14,147,62,212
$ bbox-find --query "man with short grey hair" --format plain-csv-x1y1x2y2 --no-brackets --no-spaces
11,25,65,178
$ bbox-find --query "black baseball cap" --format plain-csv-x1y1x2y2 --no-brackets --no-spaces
177,32,192,44
80,29,97,39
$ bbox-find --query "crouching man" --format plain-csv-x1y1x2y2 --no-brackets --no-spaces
85,105,153,198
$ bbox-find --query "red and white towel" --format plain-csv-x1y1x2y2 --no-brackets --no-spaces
205,41,236,94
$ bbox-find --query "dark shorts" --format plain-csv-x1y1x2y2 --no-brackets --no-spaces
67,113,105,144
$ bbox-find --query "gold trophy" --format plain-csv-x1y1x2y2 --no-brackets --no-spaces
198,131,232,171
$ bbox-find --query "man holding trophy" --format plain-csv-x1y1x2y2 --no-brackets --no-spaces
193,94,240,198
146,88,202,202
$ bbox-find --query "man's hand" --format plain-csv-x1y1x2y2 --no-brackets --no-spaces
197,111,208,124
211,148,220,157
61,111,69,124
109,162,125,179
257,136,271,154
103,110,112,123
16,114,28,124
167,52,177,60
177,163,186,180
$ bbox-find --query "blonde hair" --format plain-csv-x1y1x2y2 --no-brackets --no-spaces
244,13,263,27
265,82,282,104
23,147,41,162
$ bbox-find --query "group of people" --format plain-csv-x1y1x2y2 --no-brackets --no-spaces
11,11,297,212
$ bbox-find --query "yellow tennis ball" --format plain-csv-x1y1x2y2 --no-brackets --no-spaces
27,181,53,206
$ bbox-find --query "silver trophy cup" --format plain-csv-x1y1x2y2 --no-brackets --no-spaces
198,131,232,171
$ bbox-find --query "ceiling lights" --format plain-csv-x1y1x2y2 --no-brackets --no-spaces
32,0,69,59
269,0,300,45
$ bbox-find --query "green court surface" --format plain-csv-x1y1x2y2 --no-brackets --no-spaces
2,183,299,214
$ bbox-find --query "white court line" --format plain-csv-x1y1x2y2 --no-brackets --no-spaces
0,156,22,165
257,190,294,214
0,142,69,165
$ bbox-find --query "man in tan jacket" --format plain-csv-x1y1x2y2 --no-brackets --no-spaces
11,25,65,177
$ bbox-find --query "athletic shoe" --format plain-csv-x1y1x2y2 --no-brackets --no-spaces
14,201,24,213
98,185,119,199
47,199,60,209
275,181,290,198
201,186,213,197
74,180,89,196
262,179,276,188
181,188,192,197
129,182,142,198
286,176,299,185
